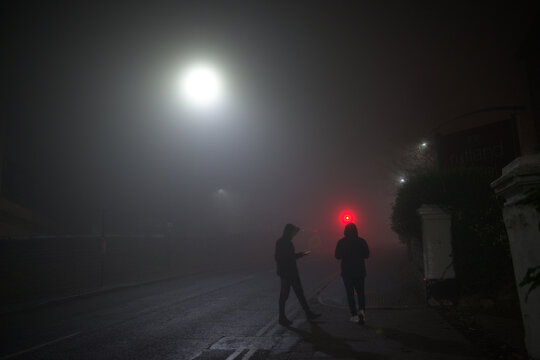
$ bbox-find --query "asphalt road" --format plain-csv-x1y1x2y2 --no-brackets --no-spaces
1,245,422,360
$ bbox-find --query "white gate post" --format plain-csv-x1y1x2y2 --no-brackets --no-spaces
417,204,455,280
417,205,456,304
491,154,540,360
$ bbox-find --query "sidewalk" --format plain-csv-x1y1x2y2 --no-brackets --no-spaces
264,278,483,360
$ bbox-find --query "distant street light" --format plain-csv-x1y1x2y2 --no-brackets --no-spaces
176,63,224,108
399,177,407,184
420,141,428,149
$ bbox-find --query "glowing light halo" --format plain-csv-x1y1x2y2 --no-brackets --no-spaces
340,212,354,225
177,63,224,107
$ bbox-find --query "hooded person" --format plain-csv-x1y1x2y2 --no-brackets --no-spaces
335,223,370,324
275,223,321,326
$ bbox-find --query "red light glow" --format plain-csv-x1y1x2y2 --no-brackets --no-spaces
342,213,353,224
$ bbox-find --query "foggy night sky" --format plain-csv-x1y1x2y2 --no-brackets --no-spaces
4,1,539,246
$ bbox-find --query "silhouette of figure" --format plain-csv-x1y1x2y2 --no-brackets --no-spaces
335,223,370,324
275,223,321,326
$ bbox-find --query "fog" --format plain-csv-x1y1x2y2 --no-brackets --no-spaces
4,1,537,263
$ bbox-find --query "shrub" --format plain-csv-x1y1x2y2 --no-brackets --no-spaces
391,167,513,297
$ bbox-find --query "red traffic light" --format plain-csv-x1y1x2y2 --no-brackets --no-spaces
342,213,353,224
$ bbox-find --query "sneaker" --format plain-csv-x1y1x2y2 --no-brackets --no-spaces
278,316,292,326
350,315,359,323
306,311,321,320
358,310,365,325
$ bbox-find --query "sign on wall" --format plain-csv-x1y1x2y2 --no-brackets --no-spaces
437,119,521,177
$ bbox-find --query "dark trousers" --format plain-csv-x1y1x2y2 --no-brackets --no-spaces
279,274,309,317
342,275,365,316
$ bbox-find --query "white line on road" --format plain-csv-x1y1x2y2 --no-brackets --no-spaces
159,274,256,309
239,348,256,360
0,332,81,360
6,274,255,360
224,347,246,360
317,294,346,309
123,275,256,327
237,272,338,360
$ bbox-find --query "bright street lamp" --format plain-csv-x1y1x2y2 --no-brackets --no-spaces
176,63,224,108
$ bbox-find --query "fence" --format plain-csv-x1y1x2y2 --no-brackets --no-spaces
0,234,212,311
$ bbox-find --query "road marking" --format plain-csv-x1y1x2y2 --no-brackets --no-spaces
5,274,255,360
239,348,256,360
0,332,80,360
225,347,246,360
254,313,276,337
160,275,255,309
317,294,346,309
238,272,339,360
317,286,426,310
113,274,256,330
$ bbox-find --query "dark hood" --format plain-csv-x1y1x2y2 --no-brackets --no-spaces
344,223,358,238
282,223,300,239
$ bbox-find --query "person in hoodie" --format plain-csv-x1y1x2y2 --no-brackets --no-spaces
335,223,370,324
275,223,321,326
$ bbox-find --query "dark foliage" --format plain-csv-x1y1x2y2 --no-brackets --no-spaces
391,167,514,297
520,265,540,302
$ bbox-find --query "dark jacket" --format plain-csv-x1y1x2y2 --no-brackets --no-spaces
275,237,304,278
335,236,370,277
